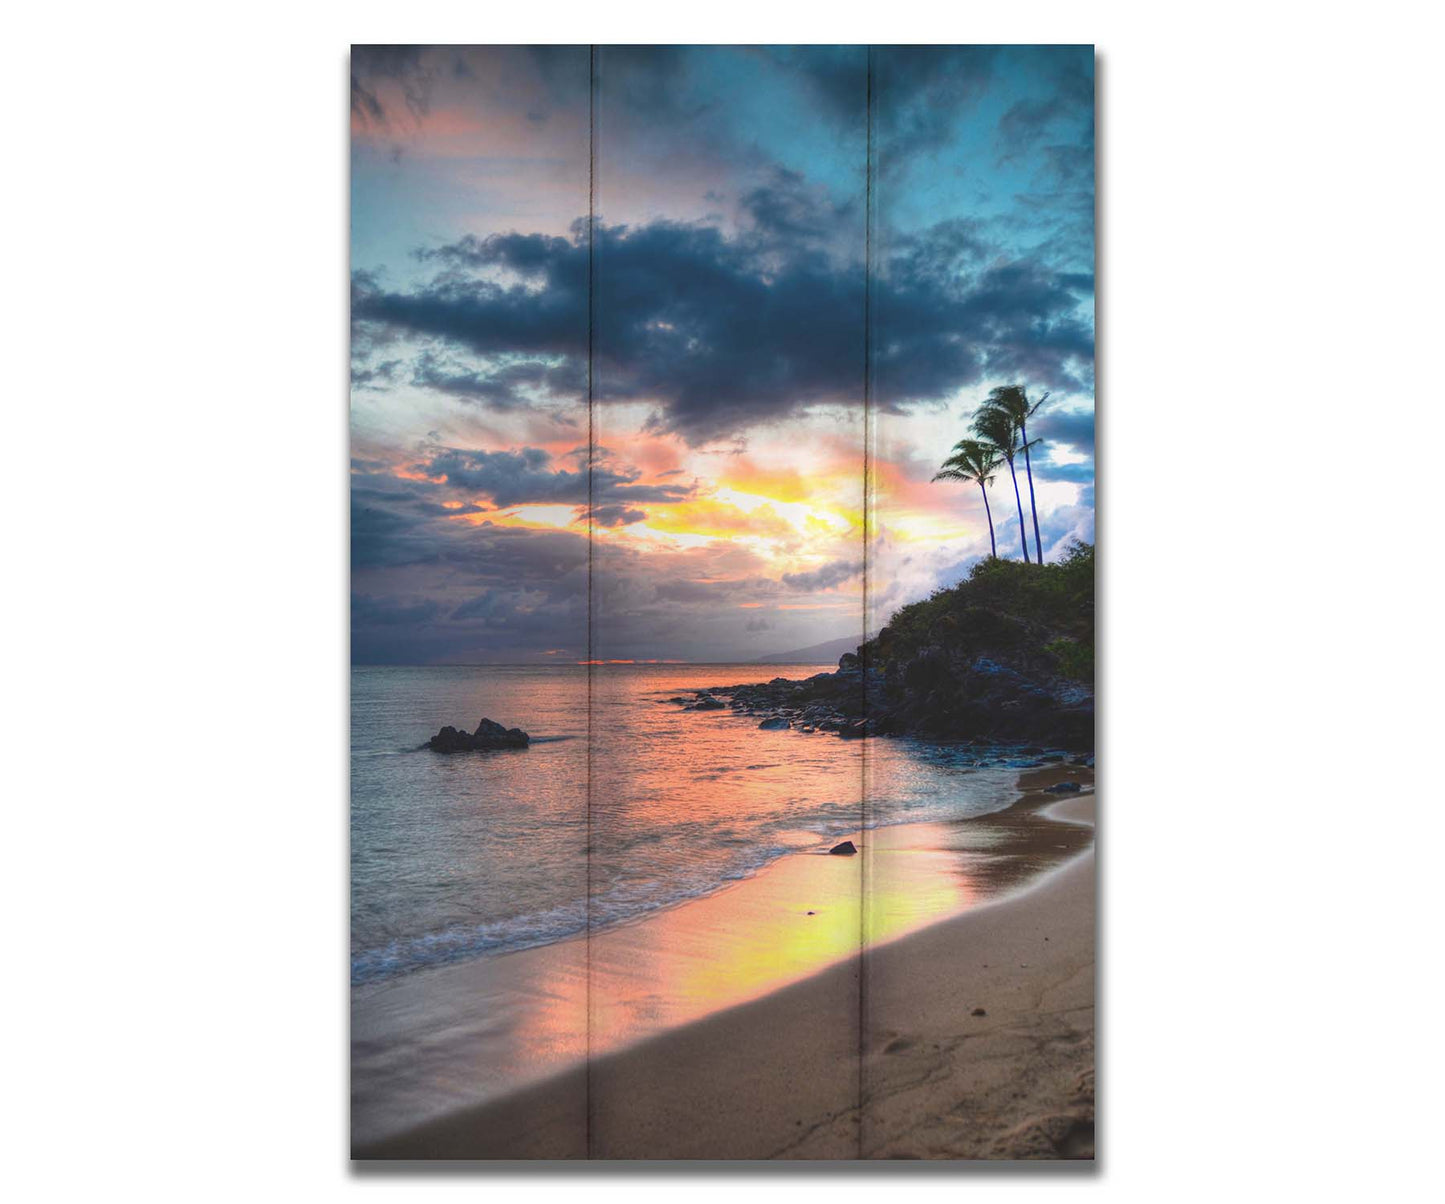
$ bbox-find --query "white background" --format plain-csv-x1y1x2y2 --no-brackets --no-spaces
4,1,1443,1199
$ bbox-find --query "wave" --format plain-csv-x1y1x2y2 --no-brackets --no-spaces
351,842,792,987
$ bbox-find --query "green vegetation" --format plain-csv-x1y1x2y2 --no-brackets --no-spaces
864,541,1095,683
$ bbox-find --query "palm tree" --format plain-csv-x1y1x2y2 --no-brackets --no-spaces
933,439,1003,558
979,385,1050,564
971,404,1035,563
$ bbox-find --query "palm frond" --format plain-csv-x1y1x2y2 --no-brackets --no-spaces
970,405,1020,459
981,384,1050,423
934,439,1001,486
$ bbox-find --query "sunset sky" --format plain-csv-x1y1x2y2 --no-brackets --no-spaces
351,45,1095,664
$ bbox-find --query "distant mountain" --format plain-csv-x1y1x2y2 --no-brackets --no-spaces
750,633,872,665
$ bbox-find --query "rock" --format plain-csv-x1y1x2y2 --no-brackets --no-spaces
428,718,529,752
473,718,530,748
758,716,790,730
427,725,470,753
1045,781,1082,793
971,1007,987,1017
691,696,726,711
1040,753,1065,763
829,840,857,856
838,719,871,739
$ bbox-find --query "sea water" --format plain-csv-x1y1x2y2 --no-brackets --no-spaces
351,663,1026,988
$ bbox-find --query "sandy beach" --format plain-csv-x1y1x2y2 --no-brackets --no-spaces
355,765,1095,1160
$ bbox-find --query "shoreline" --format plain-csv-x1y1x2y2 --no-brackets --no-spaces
354,765,1096,1159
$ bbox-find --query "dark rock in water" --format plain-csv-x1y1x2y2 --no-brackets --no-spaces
1041,753,1065,763
1045,781,1082,793
829,840,857,856
758,716,790,730
473,718,529,748
691,696,726,711
428,718,530,752
427,725,471,753
838,719,871,739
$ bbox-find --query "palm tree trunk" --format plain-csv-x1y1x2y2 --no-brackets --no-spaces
1020,420,1043,563
978,481,997,558
1007,458,1030,562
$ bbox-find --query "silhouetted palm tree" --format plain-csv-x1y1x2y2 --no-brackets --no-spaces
979,385,1050,564
971,404,1035,563
933,439,1003,558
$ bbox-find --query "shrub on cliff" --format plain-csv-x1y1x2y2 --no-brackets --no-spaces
863,541,1094,684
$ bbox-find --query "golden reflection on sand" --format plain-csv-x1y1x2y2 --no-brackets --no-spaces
352,789,1092,1148
517,824,980,1064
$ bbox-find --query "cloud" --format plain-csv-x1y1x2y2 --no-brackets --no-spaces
353,207,1094,445
409,350,583,411
351,45,438,128
587,504,645,528
1032,406,1094,453
415,445,694,512
352,594,443,627
781,559,863,591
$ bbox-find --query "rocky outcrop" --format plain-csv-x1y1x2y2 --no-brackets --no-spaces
428,718,530,752
676,549,1094,751
672,646,1090,751
829,840,858,856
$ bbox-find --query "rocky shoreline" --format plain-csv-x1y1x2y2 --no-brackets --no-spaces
673,645,1093,755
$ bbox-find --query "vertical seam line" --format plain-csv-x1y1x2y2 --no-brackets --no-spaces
585,41,597,1162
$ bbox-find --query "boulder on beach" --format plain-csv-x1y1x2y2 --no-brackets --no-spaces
829,840,857,856
691,696,726,711
758,716,790,730
427,718,530,753
1044,781,1082,793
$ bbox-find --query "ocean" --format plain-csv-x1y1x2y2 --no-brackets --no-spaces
351,663,1035,990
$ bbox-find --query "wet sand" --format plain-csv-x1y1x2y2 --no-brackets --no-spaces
354,765,1095,1159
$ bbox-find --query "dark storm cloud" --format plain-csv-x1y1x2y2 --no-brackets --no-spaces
781,559,863,591
1033,407,1095,454
410,350,583,411
416,446,694,510
353,210,1094,444
738,167,858,249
